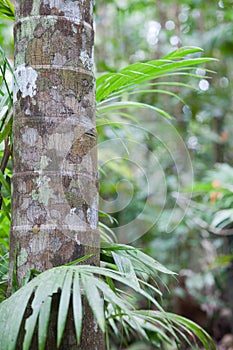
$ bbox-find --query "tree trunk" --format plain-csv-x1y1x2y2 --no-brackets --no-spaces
213,115,225,163
9,0,104,348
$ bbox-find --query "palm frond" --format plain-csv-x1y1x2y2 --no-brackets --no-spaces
0,0,14,21
101,242,175,276
97,101,173,119
136,311,217,350
0,265,216,350
96,46,215,104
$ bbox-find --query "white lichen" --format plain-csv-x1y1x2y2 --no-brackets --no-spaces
43,0,82,24
48,132,73,157
93,319,98,333
80,50,93,71
13,64,38,103
40,156,51,170
51,237,62,252
50,209,61,220
31,0,41,16
33,175,56,206
29,233,49,253
65,213,86,231
16,20,37,42
31,189,39,201
52,52,66,66
70,208,76,215
74,233,81,245
89,0,93,16
22,127,39,147
71,24,77,33
87,207,98,229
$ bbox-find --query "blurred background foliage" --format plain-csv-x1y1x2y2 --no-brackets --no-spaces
95,0,233,347
1,0,233,348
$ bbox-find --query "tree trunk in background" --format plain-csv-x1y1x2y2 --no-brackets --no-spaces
213,115,225,163
9,0,104,348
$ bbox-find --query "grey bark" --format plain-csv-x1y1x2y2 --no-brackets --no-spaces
9,1,105,348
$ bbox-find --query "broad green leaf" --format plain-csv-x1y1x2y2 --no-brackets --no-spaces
57,269,73,347
0,285,32,350
38,296,52,350
112,251,140,288
80,266,164,311
23,268,67,350
81,273,105,332
189,182,217,193
72,271,82,344
93,276,132,315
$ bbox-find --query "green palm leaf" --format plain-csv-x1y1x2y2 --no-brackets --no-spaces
96,46,215,103
72,271,82,344
38,296,52,350
97,101,173,119
0,0,15,21
0,283,32,350
138,311,217,350
81,273,105,332
57,269,73,347
0,265,216,350
23,268,67,350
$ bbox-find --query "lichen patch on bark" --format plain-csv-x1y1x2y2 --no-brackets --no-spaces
13,64,38,102
33,175,56,206
43,0,82,23
17,248,28,267
80,49,93,71
22,127,39,147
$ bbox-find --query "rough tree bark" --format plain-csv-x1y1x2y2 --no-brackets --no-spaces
9,0,104,348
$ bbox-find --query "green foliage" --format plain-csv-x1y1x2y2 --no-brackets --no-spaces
0,44,215,350
0,256,216,350
0,0,14,21
186,163,233,232
96,46,215,119
0,0,219,348
0,48,12,307
0,46,12,266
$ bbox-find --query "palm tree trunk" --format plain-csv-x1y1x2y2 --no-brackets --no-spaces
9,0,104,348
